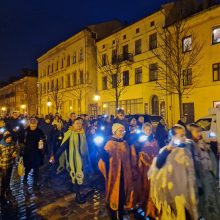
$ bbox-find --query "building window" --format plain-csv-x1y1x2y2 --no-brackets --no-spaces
102,44,105,49
123,35,126,40
102,76,107,90
182,36,192,52
212,26,220,44
79,48,83,62
122,44,129,60
51,64,54,73
112,74,117,88
47,82,50,92
135,67,142,84
123,71,129,86
73,51,77,64
66,74,71,87
61,77,64,89
61,58,64,68
51,80,54,91
112,49,117,64
151,95,159,115
149,33,157,50
56,61,59,71
80,71,84,84
112,40,115,45
183,68,192,86
136,28,140,34
47,65,50,75
149,63,158,81
135,39,142,55
213,63,220,81
150,21,155,27
73,71,77,86
56,78,59,89
67,55,70,66
102,53,107,66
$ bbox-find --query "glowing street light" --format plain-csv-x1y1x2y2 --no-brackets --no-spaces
94,95,100,101
21,104,26,109
70,106,73,110
47,102,52,107
1,107,6,111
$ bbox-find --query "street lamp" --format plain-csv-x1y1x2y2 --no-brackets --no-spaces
1,107,6,111
70,106,73,110
46,102,52,114
94,95,100,101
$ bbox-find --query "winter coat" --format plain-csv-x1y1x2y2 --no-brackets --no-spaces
0,140,16,170
23,127,46,169
131,136,159,215
193,140,220,220
155,123,168,148
55,127,91,184
149,146,198,220
98,137,134,211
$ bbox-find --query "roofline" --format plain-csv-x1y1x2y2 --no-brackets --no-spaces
96,9,163,43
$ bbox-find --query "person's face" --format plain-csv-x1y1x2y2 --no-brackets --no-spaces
13,112,18,119
115,127,125,139
117,113,124,120
45,119,50,124
130,118,137,126
143,126,152,136
191,127,202,141
160,119,165,126
138,116,144,123
73,120,82,130
5,136,12,143
174,128,186,143
70,114,76,120
30,123,37,130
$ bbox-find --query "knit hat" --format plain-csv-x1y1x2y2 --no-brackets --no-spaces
112,123,125,134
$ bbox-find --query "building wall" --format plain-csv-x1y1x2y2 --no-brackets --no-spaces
97,5,220,126
0,76,38,116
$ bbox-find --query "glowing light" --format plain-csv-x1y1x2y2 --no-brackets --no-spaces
16,126,19,130
94,136,104,145
94,95,100,101
70,106,73,110
138,135,148,143
0,128,6,133
174,139,181,146
47,102,52,107
103,104,107,108
209,132,216,138
100,126,105,131
21,119,26,125
1,107,6,111
21,105,26,109
135,129,141,134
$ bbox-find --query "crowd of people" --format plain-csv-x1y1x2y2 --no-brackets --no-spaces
0,109,219,220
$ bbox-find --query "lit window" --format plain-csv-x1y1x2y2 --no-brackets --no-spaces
213,63,220,81
212,26,220,44
182,36,192,52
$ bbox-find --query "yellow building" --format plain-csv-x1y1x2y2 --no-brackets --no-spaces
37,20,122,119
0,75,38,116
97,3,220,126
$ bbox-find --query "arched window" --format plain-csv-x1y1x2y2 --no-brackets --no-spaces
151,95,159,115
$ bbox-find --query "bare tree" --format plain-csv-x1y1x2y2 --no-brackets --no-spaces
151,1,204,118
49,82,65,113
65,71,92,115
97,34,133,112
23,82,38,115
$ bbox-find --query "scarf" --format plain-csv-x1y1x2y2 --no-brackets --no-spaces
60,128,88,184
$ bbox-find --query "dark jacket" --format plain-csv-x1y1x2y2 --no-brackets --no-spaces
23,127,45,169
155,123,168,148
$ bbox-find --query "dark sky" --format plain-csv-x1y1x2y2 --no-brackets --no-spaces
0,0,169,81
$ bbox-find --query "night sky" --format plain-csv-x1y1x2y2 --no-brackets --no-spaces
0,0,169,81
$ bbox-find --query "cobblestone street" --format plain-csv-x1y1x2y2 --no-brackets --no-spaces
0,164,119,220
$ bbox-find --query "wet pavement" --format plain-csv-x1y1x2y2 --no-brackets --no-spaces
0,164,115,220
